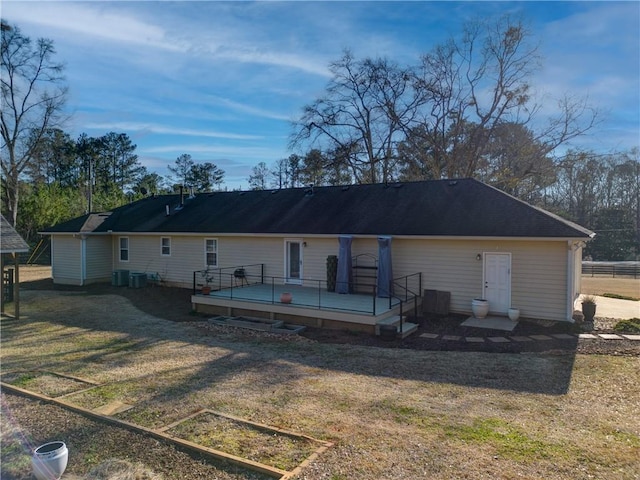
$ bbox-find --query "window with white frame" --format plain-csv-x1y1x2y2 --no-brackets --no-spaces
161,237,171,256
119,237,129,262
205,238,217,267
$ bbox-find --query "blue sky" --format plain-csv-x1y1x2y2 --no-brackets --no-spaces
4,1,639,189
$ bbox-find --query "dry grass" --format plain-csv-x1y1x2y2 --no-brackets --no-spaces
582,276,640,298
1,268,640,479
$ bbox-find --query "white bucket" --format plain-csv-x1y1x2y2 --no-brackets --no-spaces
32,441,68,480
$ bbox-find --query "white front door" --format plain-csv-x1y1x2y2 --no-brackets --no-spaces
285,239,303,285
483,253,511,314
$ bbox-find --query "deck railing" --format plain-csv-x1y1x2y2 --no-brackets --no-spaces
390,272,422,333
193,264,421,316
194,263,265,293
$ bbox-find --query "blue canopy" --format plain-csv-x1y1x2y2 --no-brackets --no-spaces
336,235,353,294
377,236,393,298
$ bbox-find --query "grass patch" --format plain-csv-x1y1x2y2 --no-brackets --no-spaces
602,293,639,301
1,371,93,397
613,318,640,333
168,412,319,471
372,398,425,425
66,382,134,409
445,418,569,462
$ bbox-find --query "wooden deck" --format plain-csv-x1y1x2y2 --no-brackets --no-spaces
191,283,412,330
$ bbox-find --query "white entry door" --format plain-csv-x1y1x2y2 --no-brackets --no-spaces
483,253,511,313
285,239,303,285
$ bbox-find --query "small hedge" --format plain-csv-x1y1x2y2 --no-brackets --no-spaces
613,318,640,333
602,293,640,301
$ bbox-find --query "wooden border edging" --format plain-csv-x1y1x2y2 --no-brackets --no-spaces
1,381,334,479
1,382,288,478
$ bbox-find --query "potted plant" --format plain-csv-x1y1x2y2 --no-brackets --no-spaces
508,307,520,322
581,295,597,323
471,298,489,319
200,268,214,295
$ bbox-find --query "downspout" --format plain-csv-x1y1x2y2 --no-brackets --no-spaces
80,235,87,286
566,241,580,323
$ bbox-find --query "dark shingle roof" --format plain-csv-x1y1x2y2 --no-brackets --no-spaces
1,214,30,253
40,179,593,239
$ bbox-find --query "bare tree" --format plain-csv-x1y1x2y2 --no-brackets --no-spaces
291,51,424,184
413,15,597,179
1,23,68,225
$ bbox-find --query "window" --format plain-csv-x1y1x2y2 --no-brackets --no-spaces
205,238,217,267
119,237,129,262
161,237,171,256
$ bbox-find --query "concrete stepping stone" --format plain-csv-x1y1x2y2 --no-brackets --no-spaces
578,333,598,339
465,337,485,343
529,335,553,341
420,333,440,339
487,336,510,343
510,336,533,342
598,334,624,340
442,335,462,341
551,334,576,339
622,334,640,341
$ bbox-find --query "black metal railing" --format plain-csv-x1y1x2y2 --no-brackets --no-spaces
193,263,265,294
193,264,423,317
390,272,423,333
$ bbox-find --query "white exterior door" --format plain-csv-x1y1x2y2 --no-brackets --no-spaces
483,253,511,313
285,239,303,285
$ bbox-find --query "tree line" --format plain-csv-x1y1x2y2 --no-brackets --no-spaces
2,19,638,260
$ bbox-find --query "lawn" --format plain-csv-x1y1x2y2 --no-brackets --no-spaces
1,280,639,479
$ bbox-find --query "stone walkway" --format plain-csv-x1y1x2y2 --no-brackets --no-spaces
419,332,640,343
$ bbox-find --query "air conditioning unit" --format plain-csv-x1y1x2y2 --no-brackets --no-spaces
112,270,130,286
129,273,147,288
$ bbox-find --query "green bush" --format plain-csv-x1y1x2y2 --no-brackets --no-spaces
602,293,639,301
613,318,640,333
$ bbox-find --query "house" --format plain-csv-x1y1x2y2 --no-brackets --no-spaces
40,179,593,333
1,214,30,319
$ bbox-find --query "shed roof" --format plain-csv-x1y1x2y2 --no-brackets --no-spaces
40,179,593,239
1,215,30,253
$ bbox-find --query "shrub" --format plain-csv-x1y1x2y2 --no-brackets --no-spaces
613,318,640,333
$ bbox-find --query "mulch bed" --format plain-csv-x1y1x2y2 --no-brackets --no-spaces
22,278,639,356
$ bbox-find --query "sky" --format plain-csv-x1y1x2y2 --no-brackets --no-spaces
3,1,639,190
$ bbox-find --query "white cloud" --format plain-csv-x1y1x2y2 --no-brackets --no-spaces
203,96,292,122
6,2,182,52
84,122,264,141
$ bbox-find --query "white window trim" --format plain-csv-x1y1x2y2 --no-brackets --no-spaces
205,238,218,268
119,236,129,263
161,237,171,256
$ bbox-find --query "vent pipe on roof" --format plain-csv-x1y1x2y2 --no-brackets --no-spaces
180,185,184,207
165,204,170,216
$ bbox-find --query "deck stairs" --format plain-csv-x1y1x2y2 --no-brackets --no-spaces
375,315,419,339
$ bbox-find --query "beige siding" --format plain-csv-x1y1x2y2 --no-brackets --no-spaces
392,238,568,321
51,235,82,285
111,235,345,288
111,233,570,321
85,236,113,284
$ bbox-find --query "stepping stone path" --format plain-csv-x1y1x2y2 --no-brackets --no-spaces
418,332,640,343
